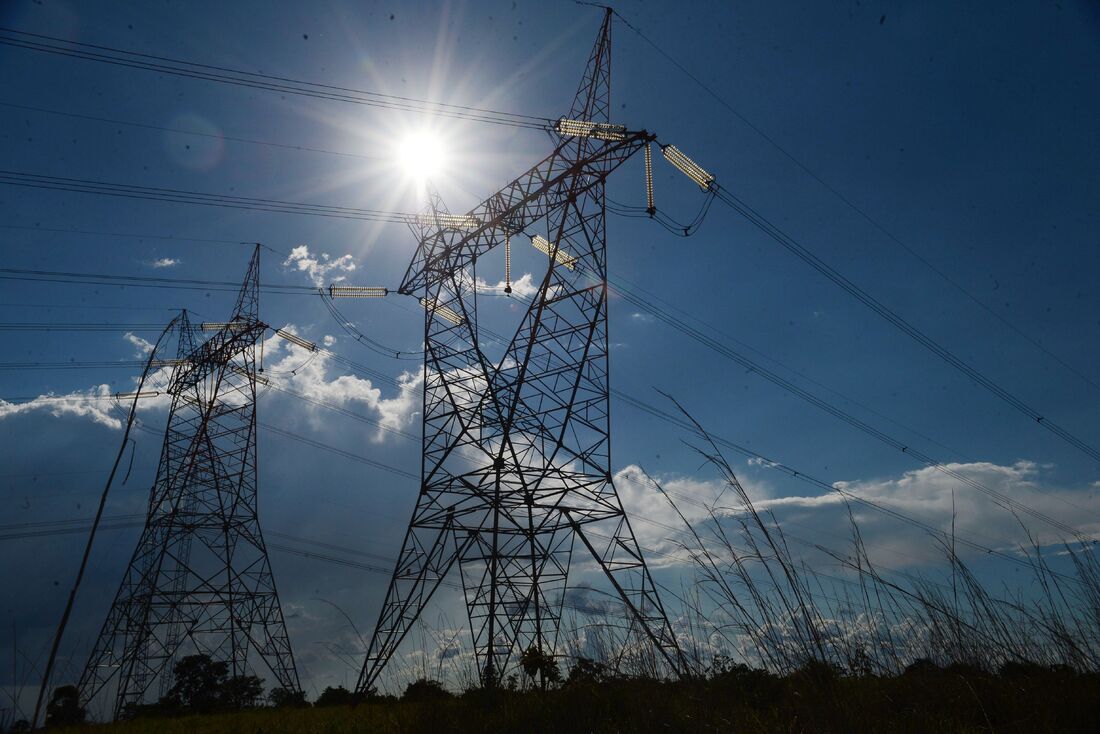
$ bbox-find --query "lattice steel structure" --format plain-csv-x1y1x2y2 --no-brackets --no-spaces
78,247,299,718
357,10,685,692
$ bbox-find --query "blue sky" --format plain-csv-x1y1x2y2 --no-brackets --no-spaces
2,0,1100,713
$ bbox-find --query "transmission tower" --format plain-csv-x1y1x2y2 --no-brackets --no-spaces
356,10,685,691
78,246,299,718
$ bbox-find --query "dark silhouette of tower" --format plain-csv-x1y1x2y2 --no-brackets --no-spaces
78,247,299,718
357,11,685,692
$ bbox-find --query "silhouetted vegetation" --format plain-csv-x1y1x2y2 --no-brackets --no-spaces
268,687,309,709
312,686,358,708
44,686,84,728
30,663,1100,733
401,678,451,702
118,654,269,719
25,412,1100,732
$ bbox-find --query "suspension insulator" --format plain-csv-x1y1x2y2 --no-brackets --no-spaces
531,235,577,270
419,298,465,325
504,234,512,294
644,143,655,216
662,143,715,191
328,285,388,298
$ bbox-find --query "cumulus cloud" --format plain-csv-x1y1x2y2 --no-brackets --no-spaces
0,386,124,429
283,245,357,287
610,465,749,566
0,324,421,446
746,457,780,469
124,332,154,357
731,460,1100,569
609,459,1100,574
261,326,420,442
476,272,539,298
149,257,180,268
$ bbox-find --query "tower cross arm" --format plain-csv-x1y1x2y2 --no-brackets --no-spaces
169,321,266,393
398,129,654,295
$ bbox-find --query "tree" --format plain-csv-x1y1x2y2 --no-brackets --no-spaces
163,654,265,713
166,655,228,713
44,685,85,728
314,686,356,707
565,657,612,687
269,687,309,708
519,646,561,690
402,678,451,702
221,674,264,710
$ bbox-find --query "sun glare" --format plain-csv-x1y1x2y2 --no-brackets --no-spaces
396,131,446,182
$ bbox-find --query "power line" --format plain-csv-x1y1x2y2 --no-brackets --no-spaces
608,282,1087,538
0,323,168,332
467,326,1095,561
0,28,551,131
319,293,423,360
610,7,1100,399
0,170,415,223
0,102,386,162
259,422,418,480
0,223,263,247
0,266,318,294
605,270,968,462
705,182,1100,466
5,273,1093,539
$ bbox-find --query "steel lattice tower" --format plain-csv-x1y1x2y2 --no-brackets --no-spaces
78,247,299,718
357,11,685,692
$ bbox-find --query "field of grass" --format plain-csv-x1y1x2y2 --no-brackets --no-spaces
34,416,1100,734
45,666,1100,734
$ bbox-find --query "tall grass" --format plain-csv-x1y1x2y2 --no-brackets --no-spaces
635,408,1100,679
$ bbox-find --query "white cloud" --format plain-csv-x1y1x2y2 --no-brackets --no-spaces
0,386,123,429
747,456,780,469
283,245,357,288
611,465,764,566
630,312,655,324
262,326,420,442
476,272,538,298
149,257,180,268
734,460,1100,569
610,460,1100,574
0,325,421,446
123,332,154,357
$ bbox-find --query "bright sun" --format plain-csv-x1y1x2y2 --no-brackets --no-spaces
396,131,446,182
